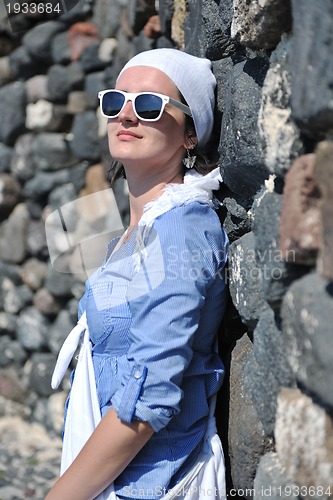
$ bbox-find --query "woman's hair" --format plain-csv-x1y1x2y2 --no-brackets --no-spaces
183,113,218,175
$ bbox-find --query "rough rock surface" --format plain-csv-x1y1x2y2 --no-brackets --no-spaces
279,154,321,265
229,231,268,329
231,0,292,49
244,308,295,436
275,388,333,497
228,335,274,497
0,417,61,500
254,452,301,499
0,0,332,497
258,35,303,177
281,273,333,408
290,0,333,137
313,141,333,281
219,56,270,198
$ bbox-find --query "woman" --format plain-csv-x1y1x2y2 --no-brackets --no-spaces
47,48,228,500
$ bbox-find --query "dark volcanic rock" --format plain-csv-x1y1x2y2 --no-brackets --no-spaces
0,82,26,146
290,0,333,137
244,308,295,436
281,272,333,409
219,56,270,198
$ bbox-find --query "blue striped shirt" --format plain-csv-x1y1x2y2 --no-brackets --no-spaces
77,201,228,499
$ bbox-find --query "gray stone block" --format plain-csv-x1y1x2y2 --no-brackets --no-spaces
21,258,47,291
290,0,333,137
48,183,77,212
221,195,252,244
0,173,21,221
213,57,234,117
229,231,268,329
228,335,274,497
47,63,84,103
254,452,301,499
16,307,50,351
185,0,238,60
275,388,333,497
48,309,76,354
219,57,270,198
0,336,27,368
253,190,308,308
0,203,30,264
0,262,22,285
0,367,26,403
84,71,105,108
231,0,292,50
51,31,72,65
29,353,58,398
26,220,48,259
258,35,303,178
252,191,286,305
81,46,107,74
0,82,26,146
3,284,33,314
32,133,77,172
219,0,234,31
281,272,333,408
9,46,46,80
127,0,156,35
0,311,17,336
10,134,36,183
93,0,125,39
58,0,92,25
33,288,63,317
244,308,295,436
0,143,13,173
22,170,71,200
44,259,79,298
158,0,174,36
70,111,100,161
23,21,66,62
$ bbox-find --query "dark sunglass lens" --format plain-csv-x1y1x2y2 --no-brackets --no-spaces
135,94,162,120
102,92,125,117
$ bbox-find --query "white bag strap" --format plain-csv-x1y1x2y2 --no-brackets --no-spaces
51,311,87,389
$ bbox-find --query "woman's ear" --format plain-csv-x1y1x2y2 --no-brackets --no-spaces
183,131,198,150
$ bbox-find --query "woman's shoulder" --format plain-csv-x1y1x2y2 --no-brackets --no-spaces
148,202,228,274
153,200,222,233
151,201,228,258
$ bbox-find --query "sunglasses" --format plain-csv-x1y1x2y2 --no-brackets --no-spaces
98,89,192,122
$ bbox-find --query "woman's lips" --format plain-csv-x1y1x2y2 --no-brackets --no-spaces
117,130,142,140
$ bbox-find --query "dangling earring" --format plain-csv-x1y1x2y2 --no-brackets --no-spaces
182,148,196,169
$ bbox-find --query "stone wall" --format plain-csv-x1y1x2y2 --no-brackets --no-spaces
0,0,332,498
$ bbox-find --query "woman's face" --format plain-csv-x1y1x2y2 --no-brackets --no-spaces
107,66,188,177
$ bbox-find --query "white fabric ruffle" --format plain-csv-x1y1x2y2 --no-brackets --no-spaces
139,167,222,227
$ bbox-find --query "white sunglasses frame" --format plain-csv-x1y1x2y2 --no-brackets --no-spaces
98,89,192,122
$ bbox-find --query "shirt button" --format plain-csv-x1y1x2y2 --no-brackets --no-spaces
134,370,142,379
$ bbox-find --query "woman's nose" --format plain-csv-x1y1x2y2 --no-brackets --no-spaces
118,100,138,122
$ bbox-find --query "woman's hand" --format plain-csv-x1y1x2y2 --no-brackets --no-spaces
45,407,154,500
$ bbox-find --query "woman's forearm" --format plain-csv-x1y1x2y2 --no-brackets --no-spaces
46,407,154,500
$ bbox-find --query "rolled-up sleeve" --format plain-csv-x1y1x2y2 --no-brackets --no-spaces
111,203,228,432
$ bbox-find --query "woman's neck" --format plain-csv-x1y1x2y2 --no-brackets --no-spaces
126,170,184,227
